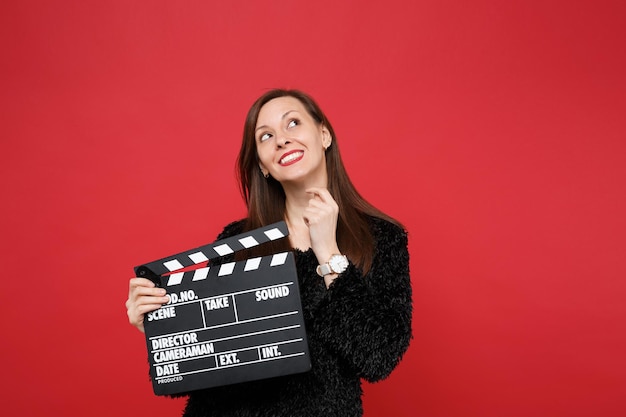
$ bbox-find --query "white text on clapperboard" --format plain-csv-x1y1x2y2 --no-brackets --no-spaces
147,284,296,379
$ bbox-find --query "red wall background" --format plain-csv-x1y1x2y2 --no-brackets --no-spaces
1,1,625,416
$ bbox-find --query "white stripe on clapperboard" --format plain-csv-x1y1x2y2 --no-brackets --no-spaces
162,227,286,286
164,252,288,286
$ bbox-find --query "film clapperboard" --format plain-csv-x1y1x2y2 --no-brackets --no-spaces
134,222,311,395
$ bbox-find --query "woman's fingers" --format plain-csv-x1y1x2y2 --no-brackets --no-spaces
303,188,341,263
305,187,337,205
304,187,338,224
126,277,170,333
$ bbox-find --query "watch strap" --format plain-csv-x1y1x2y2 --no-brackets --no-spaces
316,263,333,277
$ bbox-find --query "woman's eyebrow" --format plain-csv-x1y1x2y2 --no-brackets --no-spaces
281,110,298,119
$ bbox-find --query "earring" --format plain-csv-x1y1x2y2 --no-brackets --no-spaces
260,168,269,178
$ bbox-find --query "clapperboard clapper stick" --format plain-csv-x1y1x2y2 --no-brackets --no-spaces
134,221,311,395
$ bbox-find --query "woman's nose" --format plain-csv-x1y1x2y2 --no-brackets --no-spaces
276,135,290,148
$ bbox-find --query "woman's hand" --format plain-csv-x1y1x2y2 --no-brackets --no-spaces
304,187,342,286
126,277,170,333
304,187,340,260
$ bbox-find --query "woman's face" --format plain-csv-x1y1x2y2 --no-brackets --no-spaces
255,96,331,187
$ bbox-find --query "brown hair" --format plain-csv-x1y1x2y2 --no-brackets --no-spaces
236,89,400,273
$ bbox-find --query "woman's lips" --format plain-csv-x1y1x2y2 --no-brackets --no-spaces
279,150,304,166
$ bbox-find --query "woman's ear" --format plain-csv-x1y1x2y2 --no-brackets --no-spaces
259,164,269,178
321,126,332,150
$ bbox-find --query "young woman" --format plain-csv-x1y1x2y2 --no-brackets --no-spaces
126,89,413,417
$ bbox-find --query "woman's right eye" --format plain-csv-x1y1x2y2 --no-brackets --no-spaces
259,132,272,142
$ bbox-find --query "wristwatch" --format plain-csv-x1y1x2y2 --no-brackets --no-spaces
316,254,349,277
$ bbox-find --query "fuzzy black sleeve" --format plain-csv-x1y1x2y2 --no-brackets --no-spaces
313,218,413,382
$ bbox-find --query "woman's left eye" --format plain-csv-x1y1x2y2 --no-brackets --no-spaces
260,133,271,142
287,119,299,128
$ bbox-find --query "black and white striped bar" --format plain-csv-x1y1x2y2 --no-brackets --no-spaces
134,221,289,282
161,252,289,286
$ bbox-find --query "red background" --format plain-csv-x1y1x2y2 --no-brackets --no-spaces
1,1,625,416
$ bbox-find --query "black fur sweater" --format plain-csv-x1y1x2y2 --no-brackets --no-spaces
181,216,412,417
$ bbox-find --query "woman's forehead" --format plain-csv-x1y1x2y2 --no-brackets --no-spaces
257,97,306,121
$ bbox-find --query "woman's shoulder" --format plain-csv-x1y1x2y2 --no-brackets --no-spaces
366,214,407,239
216,219,246,240
364,215,408,256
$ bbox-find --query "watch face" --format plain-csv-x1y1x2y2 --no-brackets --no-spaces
329,255,349,273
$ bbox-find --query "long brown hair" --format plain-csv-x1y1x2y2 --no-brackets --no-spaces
237,89,400,273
